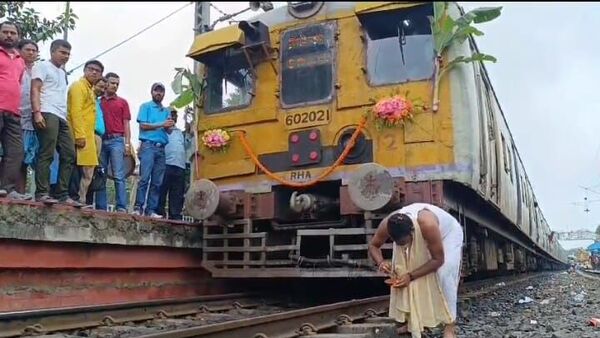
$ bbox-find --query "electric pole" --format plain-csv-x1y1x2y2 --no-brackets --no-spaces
190,2,210,183
63,2,71,40
193,2,210,72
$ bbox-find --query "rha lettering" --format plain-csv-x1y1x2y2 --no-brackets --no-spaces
290,171,312,181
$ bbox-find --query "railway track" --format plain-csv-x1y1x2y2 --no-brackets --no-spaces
1,272,556,338
135,295,390,338
0,292,289,338
579,269,600,280
133,273,554,338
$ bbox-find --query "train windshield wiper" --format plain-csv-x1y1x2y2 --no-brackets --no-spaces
398,23,407,65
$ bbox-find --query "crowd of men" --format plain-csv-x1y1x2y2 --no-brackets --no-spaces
0,21,189,220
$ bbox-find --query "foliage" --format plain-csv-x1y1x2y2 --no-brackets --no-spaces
0,2,78,43
170,67,205,110
596,225,600,236
429,2,502,111
105,176,137,209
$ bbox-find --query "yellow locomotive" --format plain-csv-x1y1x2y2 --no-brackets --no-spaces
184,2,566,278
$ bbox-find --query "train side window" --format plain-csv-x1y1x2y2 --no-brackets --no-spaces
203,48,254,114
358,4,434,86
280,22,335,107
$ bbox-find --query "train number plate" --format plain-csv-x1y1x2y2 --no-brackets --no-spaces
284,109,330,130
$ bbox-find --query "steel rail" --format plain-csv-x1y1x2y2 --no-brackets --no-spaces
0,292,265,338
579,269,600,280
135,295,390,338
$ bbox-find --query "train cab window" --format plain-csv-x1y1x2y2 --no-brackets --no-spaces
203,48,254,114
280,22,335,107
359,4,434,86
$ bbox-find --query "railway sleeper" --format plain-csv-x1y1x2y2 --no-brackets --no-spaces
298,319,412,338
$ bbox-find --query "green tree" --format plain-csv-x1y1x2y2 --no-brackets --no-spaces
0,2,77,43
596,225,600,237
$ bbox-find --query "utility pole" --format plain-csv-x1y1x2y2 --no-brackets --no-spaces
63,2,71,40
193,2,210,73
190,2,210,183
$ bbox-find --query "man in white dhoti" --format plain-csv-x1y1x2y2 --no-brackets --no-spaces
368,203,464,338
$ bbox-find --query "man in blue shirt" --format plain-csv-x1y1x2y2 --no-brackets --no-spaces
157,109,188,220
132,82,174,217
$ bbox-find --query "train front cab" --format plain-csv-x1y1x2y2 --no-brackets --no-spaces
183,2,565,279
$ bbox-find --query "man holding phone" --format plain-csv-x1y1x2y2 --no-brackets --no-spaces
132,82,174,218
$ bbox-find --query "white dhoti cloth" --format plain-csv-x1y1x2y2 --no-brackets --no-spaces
388,203,464,337
436,227,463,320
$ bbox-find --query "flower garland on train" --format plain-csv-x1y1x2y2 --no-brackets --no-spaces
201,128,231,152
368,92,428,130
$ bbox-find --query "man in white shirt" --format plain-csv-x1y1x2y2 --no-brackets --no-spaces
30,39,81,206
157,109,187,220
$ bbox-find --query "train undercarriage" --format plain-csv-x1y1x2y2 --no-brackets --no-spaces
190,166,566,279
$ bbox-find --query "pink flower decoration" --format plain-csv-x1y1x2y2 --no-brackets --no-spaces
202,129,231,151
372,96,415,127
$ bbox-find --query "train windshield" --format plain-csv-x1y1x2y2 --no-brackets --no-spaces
360,4,434,86
203,48,254,114
280,22,335,107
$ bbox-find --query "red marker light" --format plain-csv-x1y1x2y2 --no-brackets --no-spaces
291,134,299,143
309,131,318,141
309,151,318,160
292,154,300,162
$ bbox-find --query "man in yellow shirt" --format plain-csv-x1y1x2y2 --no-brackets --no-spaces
67,60,103,203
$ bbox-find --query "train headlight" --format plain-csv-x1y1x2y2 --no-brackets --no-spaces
337,128,366,164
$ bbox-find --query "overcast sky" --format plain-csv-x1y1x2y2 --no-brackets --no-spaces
29,2,600,249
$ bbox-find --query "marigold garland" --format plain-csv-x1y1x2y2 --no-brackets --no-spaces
201,128,231,152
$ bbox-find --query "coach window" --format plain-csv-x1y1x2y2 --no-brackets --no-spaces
281,22,335,107
203,47,254,114
359,4,434,86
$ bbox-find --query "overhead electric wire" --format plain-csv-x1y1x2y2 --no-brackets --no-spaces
210,3,228,16
67,2,193,75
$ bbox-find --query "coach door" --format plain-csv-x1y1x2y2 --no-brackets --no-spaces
480,69,500,206
512,145,523,225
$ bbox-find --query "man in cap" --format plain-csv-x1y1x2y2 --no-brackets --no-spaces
132,82,174,218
